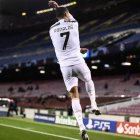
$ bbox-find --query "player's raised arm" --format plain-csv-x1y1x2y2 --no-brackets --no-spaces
48,0,59,8
48,0,75,20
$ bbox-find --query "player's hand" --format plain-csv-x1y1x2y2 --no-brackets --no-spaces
80,48,88,54
48,0,59,8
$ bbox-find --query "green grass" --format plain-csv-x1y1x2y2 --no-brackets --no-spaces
0,117,139,140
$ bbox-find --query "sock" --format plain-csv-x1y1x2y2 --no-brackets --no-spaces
85,80,99,110
72,99,86,132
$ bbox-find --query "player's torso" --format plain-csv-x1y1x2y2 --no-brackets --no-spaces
50,19,84,67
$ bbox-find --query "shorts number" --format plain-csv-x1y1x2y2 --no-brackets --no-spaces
60,32,70,50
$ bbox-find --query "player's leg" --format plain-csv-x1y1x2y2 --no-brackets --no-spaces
61,66,89,140
85,78,101,115
69,86,85,131
74,63,101,115
69,86,89,140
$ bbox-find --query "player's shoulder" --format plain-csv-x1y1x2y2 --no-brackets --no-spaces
50,21,60,30
64,19,77,23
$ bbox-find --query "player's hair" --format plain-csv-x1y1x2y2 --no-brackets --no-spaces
55,7,69,19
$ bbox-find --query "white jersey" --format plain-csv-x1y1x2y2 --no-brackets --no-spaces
49,14,85,67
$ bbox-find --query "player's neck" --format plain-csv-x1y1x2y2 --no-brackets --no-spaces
58,16,69,21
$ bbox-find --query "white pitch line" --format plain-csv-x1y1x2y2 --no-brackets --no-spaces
0,123,79,140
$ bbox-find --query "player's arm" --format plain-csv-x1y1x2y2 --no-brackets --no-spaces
80,48,88,54
48,0,75,20
48,0,59,8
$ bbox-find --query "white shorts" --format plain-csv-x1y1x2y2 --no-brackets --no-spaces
60,63,92,92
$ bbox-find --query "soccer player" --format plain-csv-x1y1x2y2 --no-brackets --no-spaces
49,1,101,140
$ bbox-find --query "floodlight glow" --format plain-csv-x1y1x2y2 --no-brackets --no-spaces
36,1,77,15
104,64,110,68
121,95,125,98
22,12,27,16
91,60,101,64
37,8,53,14
40,70,45,74
62,1,77,7
121,62,131,66
91,66,98,69
15,68,20,72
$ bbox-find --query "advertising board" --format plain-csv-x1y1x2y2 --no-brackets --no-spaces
0,111,7,116
117,122,140,136
34,113,55,124
55,115,78,126
83,118,117,133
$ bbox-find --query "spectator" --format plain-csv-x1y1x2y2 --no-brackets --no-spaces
7,99,18,116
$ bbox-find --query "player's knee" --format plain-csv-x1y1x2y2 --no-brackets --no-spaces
69,86,79,99
70,86,76,92
70,92,77,99
83,72,92,82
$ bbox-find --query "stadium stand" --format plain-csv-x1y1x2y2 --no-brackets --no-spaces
0,74,139,111
0,75,140,98
109,103,140,116
0,0,140,68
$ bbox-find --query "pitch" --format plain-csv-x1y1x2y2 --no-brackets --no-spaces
0,117,139,140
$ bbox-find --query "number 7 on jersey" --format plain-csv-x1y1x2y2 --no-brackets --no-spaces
60,31,70,50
